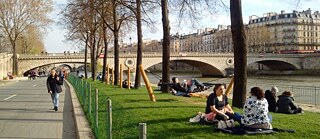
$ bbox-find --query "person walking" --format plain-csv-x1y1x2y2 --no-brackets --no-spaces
46,69,63,111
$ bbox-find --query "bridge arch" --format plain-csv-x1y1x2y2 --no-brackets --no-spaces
20,61,89,75
143,58,227,77
248,60,299,70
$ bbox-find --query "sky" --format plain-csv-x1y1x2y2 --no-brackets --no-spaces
44,0,320,53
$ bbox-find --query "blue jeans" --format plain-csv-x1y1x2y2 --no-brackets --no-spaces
187,80,204,92
50,93,60,107
268,114,272,123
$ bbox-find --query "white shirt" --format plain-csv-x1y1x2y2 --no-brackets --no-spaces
241,96,270,126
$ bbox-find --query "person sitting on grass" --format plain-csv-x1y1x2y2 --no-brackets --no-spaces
276,91,303,114
265,86,278,112
241,87,272,129
204,84,239,122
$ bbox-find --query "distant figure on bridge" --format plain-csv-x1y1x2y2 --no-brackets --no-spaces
265,86,278,112
46,69,63,111
276,91,303,114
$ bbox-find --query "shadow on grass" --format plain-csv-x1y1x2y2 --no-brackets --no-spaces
124,98,178,103
147,125,213,139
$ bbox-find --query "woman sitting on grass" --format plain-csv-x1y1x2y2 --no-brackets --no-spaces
241,87,272,129
276,91,303,114
205,83,238,122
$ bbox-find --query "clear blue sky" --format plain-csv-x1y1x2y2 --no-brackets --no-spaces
44,0,320,53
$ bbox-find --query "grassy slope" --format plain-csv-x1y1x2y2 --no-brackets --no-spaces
84,81,320,139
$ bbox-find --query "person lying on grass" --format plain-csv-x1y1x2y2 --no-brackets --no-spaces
171,77,208,96
241,87,272,129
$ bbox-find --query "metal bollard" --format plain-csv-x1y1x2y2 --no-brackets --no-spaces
139,123,147,139
107,99,112,139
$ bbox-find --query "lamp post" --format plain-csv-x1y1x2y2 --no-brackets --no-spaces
129,37,132,53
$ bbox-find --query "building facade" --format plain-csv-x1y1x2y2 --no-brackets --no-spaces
248,9,320,53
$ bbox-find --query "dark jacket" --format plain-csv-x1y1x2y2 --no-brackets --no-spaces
276,95,298,114
265,90,277,112
47,74,63,93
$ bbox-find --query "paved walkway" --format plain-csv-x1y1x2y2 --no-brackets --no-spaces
0,77,76,139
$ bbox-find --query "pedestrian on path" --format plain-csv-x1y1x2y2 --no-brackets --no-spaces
46,69,63,111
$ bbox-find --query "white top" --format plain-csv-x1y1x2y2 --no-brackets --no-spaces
241,96,270,126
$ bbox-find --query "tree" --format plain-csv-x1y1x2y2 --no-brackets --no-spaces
118,0,158,88
0,0,53,75
98,0,135,85
17,25,45,54
134,0,143,88
62,0,106,81
230,0,247,108
161,0,171,93
247,25,270,53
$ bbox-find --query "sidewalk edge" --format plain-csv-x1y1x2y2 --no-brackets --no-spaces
65,80,95,139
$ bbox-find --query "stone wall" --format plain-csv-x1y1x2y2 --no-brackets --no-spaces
0,53,12,80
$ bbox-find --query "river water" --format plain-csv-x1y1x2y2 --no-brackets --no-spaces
146,72,320,87
74,70,320,105
146,72,320,105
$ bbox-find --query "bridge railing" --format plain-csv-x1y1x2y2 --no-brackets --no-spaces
248,82,320,106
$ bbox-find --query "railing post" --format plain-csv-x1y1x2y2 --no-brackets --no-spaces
120,64,123,88
88,83,92,115
139,123,147,139
127,67,130,90
95,89,99,136
315,87,317,107
83,81,87,108
107,99,112,139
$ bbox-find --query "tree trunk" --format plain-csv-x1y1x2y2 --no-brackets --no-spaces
112,0,119,85
91,35,96,81
12,42,18,75
134,0,142,89
161,0,171,93
230,0,247,108
84,32,89,79
102,26,108,83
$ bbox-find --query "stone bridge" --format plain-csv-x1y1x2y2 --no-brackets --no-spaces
15,52,320,77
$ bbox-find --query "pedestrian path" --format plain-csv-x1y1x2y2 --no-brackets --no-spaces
0,77,76,139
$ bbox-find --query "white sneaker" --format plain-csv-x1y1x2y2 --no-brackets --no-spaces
218,120,227,129
189,114,201,123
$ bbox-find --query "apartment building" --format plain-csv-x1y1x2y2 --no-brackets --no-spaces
248,8,320,53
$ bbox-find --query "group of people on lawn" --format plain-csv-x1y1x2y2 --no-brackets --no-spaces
191,84,303,129
159,77,208,96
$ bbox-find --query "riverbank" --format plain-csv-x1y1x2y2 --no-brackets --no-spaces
68,76,320,139
248,69,320,76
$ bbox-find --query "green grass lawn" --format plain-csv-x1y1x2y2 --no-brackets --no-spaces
74,79,320,139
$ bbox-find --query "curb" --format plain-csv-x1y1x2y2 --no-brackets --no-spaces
65,80,95,139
